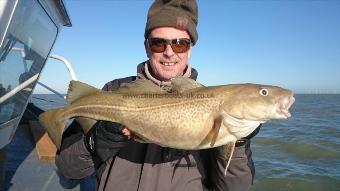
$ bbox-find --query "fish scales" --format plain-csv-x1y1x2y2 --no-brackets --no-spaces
59,91,225,149
118,98,222,149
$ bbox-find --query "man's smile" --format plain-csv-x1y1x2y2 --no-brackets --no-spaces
160,62,177,66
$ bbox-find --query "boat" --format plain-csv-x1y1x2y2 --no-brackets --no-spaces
0,0,94,190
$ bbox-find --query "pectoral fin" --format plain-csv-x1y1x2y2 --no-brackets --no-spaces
224,142,236,176
210,115,222,147
197,115,222,148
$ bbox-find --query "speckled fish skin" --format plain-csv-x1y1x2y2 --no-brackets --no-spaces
39,79,295,150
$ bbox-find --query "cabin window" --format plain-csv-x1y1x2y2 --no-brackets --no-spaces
0,0,57,124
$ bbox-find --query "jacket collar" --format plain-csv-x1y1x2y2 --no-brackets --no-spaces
136,61,198,88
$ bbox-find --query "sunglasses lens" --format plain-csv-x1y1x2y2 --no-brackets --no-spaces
149,38,166,53
148,38,191,53
171,39,190,53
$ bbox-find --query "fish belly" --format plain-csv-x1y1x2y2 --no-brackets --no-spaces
118,99,231,149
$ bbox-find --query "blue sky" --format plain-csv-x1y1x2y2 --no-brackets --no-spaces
35,0,340,94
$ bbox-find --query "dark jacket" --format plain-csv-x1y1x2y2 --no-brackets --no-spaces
55,63,255,191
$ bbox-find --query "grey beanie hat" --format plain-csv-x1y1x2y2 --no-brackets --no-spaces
144,0,198,45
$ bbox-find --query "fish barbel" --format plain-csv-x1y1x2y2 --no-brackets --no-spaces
39,77,294,172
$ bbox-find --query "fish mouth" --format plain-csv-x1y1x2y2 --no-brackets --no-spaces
276,95,295,118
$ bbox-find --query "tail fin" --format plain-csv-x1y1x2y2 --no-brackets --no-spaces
39,108,67,149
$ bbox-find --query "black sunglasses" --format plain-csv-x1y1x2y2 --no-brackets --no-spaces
147,38,191,53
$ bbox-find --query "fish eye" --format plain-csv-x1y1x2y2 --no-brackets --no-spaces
259,88,269,96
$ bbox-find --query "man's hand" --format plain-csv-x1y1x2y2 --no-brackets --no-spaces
84,121,131,162
122,127,133,139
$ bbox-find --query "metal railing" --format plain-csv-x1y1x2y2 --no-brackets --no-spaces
0,47,77,104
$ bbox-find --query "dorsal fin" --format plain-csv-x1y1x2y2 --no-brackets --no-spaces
171,76,204,93
66,80,101,104
117,79,165,94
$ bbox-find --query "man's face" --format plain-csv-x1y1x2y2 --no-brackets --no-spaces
145,27,192,81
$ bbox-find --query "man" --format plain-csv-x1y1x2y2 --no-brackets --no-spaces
56,1,259,190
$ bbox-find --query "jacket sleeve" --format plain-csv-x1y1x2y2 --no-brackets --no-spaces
202,140,255,191
55,121,95,179
203,125,262,191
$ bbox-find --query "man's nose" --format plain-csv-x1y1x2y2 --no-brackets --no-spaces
163,44,175,57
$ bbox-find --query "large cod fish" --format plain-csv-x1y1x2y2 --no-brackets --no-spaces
39,77,294,172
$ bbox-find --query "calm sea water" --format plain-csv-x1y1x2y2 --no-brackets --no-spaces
31,94,340,191
251,94,340,191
